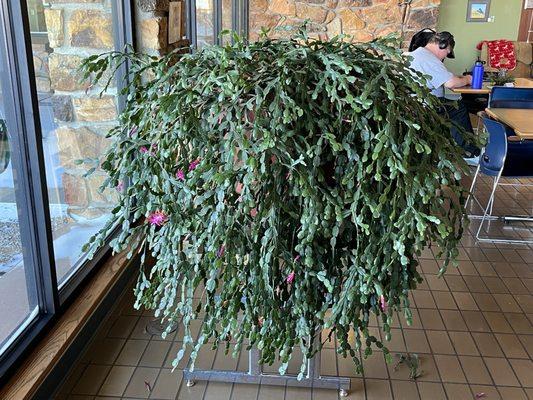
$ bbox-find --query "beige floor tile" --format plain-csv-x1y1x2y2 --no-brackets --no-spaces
71,365,111,396
360,352,389,379
338,354,362,378
515,294,533,313
417,309,445,331
123,367,161,398
229,383,259,400
484,357,521,387
284,386,313,400
473,293,500,312
412,291,436,309
391,380,419,400
452,292,479,311
497,386,529,400
494,333,529,359
364,379,391,400
257,384,285,400
417,382,446,400
139,340,172,367
86,338,126,365
440,310,468,331
98,366,135,397
448,332,479,356
493,294,523,313
519,335,533,358
483,311,514,333
149,369,181,400
320,347,337,376
423,275,449,291
458,356,492,385
471,333,504,357
57,363,88,396
434,355,466,383
203,381,234,400
443,383,472,399
177,379,208,400
506,312,533,334
403,330,430,354
116,339,149,366
469,385,502,400
426,331,454,355
509,358,533,387
165,342,190,369
431,292,457,310
107,316,138,339
462,311,491,332
414,355,441,383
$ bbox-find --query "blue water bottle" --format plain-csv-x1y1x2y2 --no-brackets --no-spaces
471,58,485,89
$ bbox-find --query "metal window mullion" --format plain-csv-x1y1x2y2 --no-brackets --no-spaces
3,0,58,311
187,0,197,49
214,0,222,45
240,0,248,40
0,0,58,380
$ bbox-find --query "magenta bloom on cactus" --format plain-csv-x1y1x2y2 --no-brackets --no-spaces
176,169,185,181
140,146,149,153
189,158,200,171
294,255,301,263
116,181,124,192
286,271,295,284
379,295,388,312
147,211,168,226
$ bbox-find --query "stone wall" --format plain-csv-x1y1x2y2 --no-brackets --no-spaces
249,0,441,44
43,0,118,219
41,0,186,219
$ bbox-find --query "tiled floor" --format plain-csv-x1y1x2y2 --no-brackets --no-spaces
54,176,533,400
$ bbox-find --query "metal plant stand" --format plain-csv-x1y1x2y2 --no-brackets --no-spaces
183,343,351,397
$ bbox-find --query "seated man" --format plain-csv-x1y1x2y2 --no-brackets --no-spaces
408,30,480,159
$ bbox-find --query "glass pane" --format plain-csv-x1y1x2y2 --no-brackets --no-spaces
0,32,39,354
27,0,118,287
221,0,232,44
196,0,215,48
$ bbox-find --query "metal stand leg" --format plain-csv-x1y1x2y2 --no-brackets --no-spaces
181,334,351,394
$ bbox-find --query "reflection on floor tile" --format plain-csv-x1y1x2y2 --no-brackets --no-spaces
55,176,533,399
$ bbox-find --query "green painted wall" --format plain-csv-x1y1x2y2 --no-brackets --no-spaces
437,0,522,75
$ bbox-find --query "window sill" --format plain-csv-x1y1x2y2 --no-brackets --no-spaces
0,250,137,400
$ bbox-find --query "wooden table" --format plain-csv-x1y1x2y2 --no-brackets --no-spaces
485,108,533,139
451,78,533,95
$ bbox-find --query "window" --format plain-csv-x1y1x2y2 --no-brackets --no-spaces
0,0,133,381
189,0,248,48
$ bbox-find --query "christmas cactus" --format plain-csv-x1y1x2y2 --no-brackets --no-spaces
80,30,470,377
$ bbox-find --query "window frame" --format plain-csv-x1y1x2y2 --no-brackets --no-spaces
188,0,248,48
0,0,134,384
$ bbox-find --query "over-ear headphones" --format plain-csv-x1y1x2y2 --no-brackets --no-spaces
434,31,456,58
409,28,455,59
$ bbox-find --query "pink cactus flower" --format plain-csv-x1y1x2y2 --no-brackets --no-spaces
216,245,225,258
147,211,168,227
286,271,295,284
140,146,149,153
379,295,388,313
294,255,301,263
189,158,200,171
116,181,124,192
176,170,185,181
258,317,264,327
250,208,258,217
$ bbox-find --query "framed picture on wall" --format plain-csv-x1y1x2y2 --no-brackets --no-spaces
466,0,491,22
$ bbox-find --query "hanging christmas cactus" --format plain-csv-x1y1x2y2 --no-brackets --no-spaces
80,31,471,377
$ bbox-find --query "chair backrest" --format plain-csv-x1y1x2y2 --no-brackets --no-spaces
489,87,533,109
480,117,508,177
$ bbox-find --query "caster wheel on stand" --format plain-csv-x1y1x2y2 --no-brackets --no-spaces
186,380,195,387
340,389,349,397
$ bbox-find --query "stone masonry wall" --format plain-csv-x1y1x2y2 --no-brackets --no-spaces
249,0,441,44
44,0,118,219
42,0,185,219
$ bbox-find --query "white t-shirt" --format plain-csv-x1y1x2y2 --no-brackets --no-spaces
407,47,454,98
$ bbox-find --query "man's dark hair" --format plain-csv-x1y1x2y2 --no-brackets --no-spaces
408,28,436,52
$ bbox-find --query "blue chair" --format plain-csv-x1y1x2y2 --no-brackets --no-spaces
489,87,533,109
466,117,533,244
